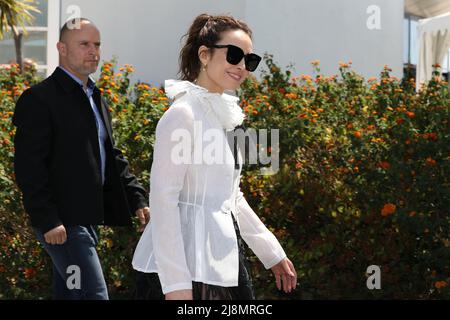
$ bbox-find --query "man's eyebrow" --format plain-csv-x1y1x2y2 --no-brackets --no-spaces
77,40,101,45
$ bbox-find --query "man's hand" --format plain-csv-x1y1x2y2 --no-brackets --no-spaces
135,207,150,232
44,225,67,245
270,257,297,293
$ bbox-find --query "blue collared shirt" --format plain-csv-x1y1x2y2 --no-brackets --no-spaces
59,66,107,185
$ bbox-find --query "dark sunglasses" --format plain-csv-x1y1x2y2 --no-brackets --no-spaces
207,44,262,72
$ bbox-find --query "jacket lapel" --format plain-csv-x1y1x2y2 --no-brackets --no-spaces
93,89,113,141
51,67,102,171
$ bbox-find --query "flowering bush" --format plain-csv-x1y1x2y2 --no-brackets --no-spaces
0,64,50,299
239,56,449,299
0,57,448,299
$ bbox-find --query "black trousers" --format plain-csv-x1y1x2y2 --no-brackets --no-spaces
134,213,255,300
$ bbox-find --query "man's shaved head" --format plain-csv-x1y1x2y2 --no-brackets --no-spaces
59,18,95,42
57,18,101,84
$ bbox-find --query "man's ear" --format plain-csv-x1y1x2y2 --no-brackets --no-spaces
57,42,66,57
198,45,210,67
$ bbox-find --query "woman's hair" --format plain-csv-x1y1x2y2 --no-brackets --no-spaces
179,13,253,82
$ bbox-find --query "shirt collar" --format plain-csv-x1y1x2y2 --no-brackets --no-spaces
58,66,96,92
164,80,245,131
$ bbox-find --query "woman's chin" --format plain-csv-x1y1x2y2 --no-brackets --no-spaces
222,81,241,92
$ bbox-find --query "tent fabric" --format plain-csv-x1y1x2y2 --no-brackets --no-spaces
406,0,450,18
416,11,450,90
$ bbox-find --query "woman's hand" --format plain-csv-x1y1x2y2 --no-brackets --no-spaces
270,258,297,293
165,289,193,300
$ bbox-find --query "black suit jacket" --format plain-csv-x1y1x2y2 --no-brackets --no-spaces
13,67,147,233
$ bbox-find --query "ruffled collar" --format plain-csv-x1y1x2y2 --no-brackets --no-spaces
164,79,245,131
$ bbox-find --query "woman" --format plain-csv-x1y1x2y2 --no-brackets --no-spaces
132,13,297,300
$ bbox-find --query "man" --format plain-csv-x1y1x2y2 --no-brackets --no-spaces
13,18,150,300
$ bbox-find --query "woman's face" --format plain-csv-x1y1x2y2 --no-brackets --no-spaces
198,29,254,93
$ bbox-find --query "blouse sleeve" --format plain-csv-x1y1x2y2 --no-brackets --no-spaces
150,103,194,294
236,185,287,269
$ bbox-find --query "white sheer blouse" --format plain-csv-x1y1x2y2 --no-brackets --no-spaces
132,80,286,294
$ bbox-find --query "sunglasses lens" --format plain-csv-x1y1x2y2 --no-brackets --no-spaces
221,44,261,72
226,45,245,65
245,54,262,72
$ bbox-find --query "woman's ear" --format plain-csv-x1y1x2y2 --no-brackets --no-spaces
198,45,210,67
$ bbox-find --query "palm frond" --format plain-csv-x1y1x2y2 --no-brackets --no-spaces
0,0,40,39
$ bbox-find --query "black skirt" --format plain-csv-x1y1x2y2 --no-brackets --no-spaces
134,213,255,300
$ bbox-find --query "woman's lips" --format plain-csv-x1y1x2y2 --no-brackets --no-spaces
227,72,242,81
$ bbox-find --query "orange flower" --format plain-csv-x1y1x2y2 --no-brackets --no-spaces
434,281,447,289
428,132,438,141
346,123,353,129
23,267,37,279
406,111,415,118
378,161,390,170
353,130,362,138
396,118,404,125
432,63,441,69
300,74,312,81
408,211,416,217
367,125,375,130
285,92,298,99
381,203,396,217
111,95,119,103
426,157,437,166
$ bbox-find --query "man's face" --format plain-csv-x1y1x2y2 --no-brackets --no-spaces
58,22,101,77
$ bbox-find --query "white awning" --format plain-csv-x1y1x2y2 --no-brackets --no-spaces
416,11,450,90
406,0,450,18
